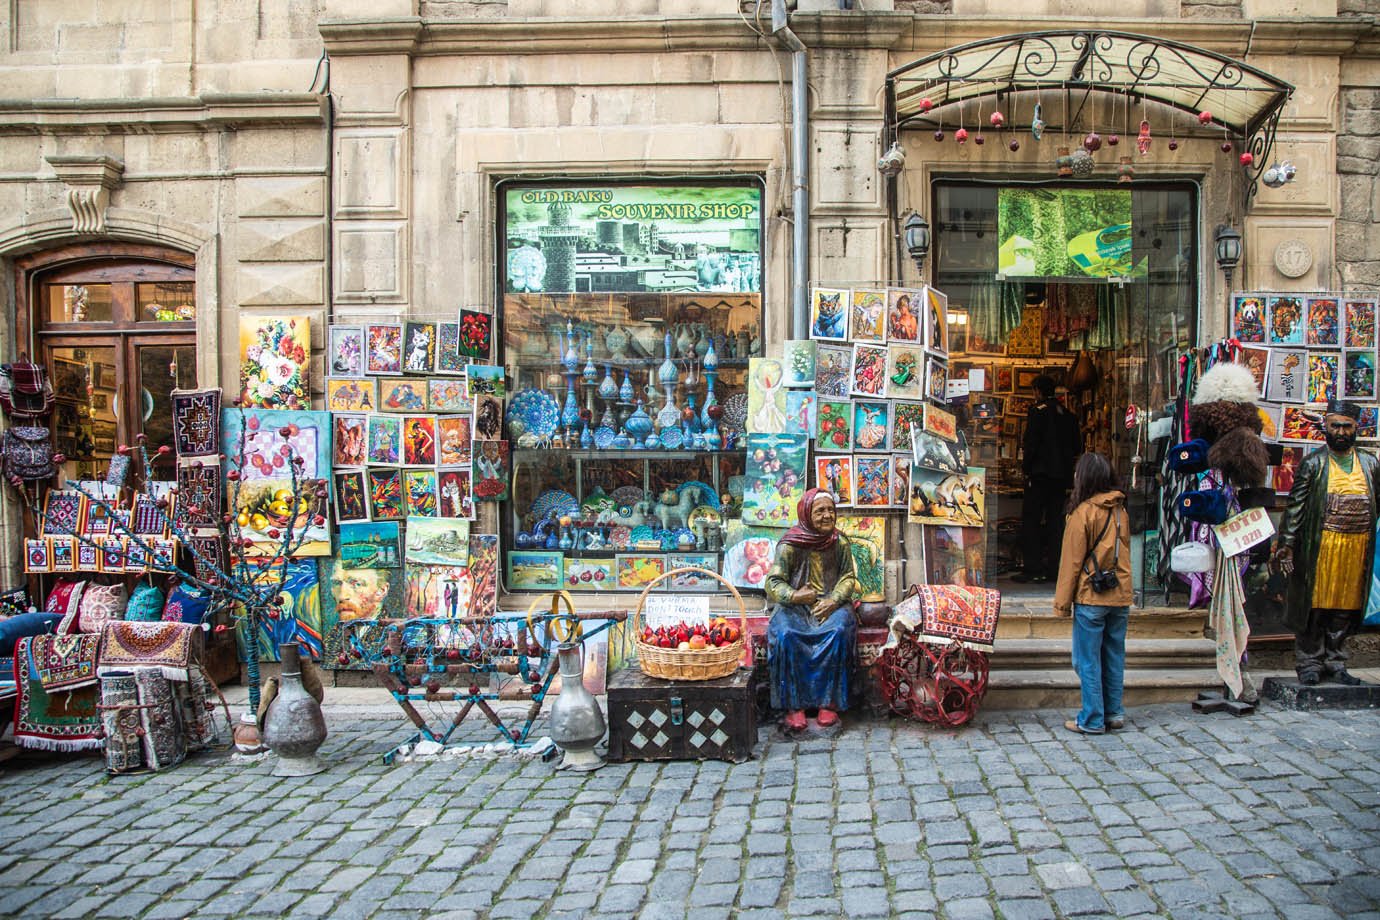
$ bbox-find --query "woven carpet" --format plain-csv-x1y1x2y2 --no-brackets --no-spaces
886,585,1002,652
12,636,102,751
98,621,199,681
30,633,100,692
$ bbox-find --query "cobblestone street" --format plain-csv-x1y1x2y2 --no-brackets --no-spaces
1,699,1378,920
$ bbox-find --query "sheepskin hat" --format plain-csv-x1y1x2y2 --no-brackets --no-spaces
1192,362,1260,406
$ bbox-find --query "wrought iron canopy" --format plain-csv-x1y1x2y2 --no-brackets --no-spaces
887,30,1293,139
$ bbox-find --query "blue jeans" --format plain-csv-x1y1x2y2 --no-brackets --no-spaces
1072,603,1129,733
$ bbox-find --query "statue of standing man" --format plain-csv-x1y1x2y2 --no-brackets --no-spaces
1274,400,1380,686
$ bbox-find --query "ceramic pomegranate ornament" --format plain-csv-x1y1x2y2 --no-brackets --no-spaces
1008,138,1021,152
1220,141,1233,153
1239,152,1254,167
1107,133,1120,147
1198,110,1213,125
1083,132,1102,152
933,130,945,142
990,111,1005,127
954,127,969,145
918,98,934,113
1168,139,1179,151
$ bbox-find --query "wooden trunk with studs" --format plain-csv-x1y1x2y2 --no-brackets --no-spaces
606,667,756,763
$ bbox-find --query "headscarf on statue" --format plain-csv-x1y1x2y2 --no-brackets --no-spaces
779,488,839,551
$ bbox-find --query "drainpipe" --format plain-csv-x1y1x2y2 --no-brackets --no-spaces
772,0,809,340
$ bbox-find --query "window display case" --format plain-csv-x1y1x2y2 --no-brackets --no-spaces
499,179,765,592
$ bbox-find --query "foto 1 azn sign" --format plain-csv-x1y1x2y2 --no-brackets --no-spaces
1212,506,1276,557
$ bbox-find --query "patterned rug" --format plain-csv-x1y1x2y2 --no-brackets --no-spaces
171,387,222,458
29,633,100,692
12,637,102,751
886,585,1002,652
98,621,200,680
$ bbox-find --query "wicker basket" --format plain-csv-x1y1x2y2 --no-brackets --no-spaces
633,566,748,681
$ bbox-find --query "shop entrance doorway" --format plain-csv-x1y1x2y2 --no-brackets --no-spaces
931,182,1197,607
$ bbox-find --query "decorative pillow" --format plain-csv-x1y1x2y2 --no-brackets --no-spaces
49,578,88,635
125,583,165,622
162,584,212,625
76,583,128,635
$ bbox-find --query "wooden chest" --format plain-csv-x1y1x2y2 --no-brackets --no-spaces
606,667,756,763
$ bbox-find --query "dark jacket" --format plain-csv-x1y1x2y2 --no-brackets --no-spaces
1024,398,1081,486
1278,447,1380,630
1054,490,1134,613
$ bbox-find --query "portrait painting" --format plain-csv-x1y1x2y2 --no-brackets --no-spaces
849,289,888,343
332,413,368,467
886,288,923,344
851,343,889,398
1230,295,1267,344
814,455,854,505
402,415,438,466
809,287,849,341
1267,296,1304,346
1265,348,1306,403
437,415,473,466
1344,298,1378,350
379,379,428,413
367,413,401,465
923,286,949,359
1306,297,1340,347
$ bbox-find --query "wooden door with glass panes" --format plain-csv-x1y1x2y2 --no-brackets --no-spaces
20,246,198,483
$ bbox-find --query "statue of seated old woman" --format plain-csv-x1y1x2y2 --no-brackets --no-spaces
764,488,860,733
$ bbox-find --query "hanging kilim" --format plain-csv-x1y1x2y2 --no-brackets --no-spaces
97,621,200,681
171,388,222,458
131,494,170,536
29,633,100,692
12,637,103,751
188,530,225,586
887,585,1002,652
176,463,222,528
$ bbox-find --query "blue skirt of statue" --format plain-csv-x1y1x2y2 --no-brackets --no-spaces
767,604,856,711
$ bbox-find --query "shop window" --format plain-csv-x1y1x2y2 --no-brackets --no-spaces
18,244,198,483
932,182,1197,605
499,180,763,592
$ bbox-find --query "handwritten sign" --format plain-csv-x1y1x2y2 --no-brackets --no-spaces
1212,506,1275,557
643,594,711,629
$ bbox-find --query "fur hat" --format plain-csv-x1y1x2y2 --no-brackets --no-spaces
1188,399,1263,443
1192,362,1260,406
1208,427,1270,489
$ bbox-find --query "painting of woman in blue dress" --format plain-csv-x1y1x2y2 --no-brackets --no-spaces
765,488,860,732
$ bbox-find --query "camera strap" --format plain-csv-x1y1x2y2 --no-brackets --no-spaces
1081,508,1121,578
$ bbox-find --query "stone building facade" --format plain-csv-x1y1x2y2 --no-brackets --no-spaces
0,0,1375,590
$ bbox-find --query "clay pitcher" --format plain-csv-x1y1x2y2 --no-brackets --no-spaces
262,643,328,776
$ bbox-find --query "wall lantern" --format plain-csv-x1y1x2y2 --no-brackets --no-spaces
904,211,930,275
1214,224,1242,290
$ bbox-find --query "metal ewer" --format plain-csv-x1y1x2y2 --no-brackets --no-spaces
262,643,328,776
548,641,607,772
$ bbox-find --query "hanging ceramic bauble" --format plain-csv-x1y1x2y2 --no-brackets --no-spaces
974,133,985,146
1198,110,1213,125
1168,139,1180,151
1008,138,1020,152
1070,351,1098,392
1239,152,1254,167
1117,155,1134,184
1107,133,1120,147
1083,132,1102,152
918,98,934,113
1137,120,1152,157
1070,146,1095,177
933,130,945,142
1220,141,1233,153
1056,146,1073,178
1031,103,1045,140
954,127,969,144
990,111,1004,127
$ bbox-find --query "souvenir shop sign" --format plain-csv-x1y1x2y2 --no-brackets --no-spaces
643,594,710,630
502,183,763,294
1212,507,1275,558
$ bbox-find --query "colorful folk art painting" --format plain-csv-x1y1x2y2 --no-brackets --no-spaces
838,515,885,602
909,466,987,528
1343,350,1377,400
1231,296,1267,344
402,415,437,466
236,559,323,662
380,379,428,413
473,440,510,502
466,364,507,399
853,457,891,508
815,400,852,452
366,323,404,375
809,288,849,341
1266,348,1306,403
814,344,852,398
468,534,499,618
437,468,474,520
339,521,401,569
326,378,377,412
437,415,473,467
815,455,854,506
747,358,788,434
1281,406,1324,443
429,377,474,413
891,402,926,453
852,401,890,452
1239,347,1269,397
887,288,923,344
221,408,332,556
403,469,439,517
367,413,401,464
1307,352,1338,403
402,322,437,373
851,344,889,397
367,468,405,521
328,325,366,377
333,414,368,467
924,286,950,358
405,517,471,566
458,310,493,360
783,390,817,439
239,315,310,410
1268,296,1304,346
1306,298,1340,347
886,344,925,400
850,289,888,343
783,340,817,388
437,322,466,374
742,433,808,528
1344,298,1378,349
891,456,912,508
401,565,465,627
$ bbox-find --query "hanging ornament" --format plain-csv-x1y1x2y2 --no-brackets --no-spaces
1070,146,1095,177
955,127,969,145
1107,132,1120,147
1009,138,1021,152
1084,131,1102,152
1117,155,1134,184
918,98,934,113
1239,151,1254,167
1056,146,1073,178
1198,110,1213,125
1220,140,1233,153
1031,102,1045,140
990,111,1004,127
1168,139,1179,151
1137,119,1152,157
933,129,945,142
974,132,985,146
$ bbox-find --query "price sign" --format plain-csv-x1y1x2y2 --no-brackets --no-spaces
1125,404,1139,430
642,594,711,629
1212,506,1276,557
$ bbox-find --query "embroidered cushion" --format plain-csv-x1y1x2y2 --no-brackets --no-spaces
162,584,213,624
0,610,62,657
76,583,128,634
125,583,165,622
48,578,87,635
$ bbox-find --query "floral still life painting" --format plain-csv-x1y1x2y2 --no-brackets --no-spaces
239,315,309,409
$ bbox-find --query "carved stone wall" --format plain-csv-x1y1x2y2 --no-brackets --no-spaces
1181,0,1243,18
1337,88,1380,290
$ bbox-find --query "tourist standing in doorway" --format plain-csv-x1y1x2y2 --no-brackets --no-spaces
1054,452,1133,734
1015,376,1081,582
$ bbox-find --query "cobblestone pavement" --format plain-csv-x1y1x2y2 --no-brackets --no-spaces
1,699,1379,920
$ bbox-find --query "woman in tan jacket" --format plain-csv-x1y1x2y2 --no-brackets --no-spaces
1053,452,1133,735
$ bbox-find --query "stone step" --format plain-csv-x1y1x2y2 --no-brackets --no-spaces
988,637,1217,670
997,607,1206,640
984,667,1225,710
